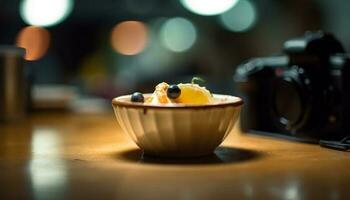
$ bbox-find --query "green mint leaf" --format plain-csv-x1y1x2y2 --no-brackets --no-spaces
191,77,206,85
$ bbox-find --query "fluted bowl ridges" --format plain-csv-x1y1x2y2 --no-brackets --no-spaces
112,94,243,157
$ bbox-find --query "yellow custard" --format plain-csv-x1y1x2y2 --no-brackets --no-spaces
146,82,213,104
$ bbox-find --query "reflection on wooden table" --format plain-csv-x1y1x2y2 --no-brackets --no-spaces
0,112,349,199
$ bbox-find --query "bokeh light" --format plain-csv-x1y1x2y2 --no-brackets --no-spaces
110,21,149,56
16,26,51,61
160,17,197,52
180,0,238,16
219,0,257,32
20,0,73,27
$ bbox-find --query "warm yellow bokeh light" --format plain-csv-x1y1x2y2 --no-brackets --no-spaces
16,26,50,61
110,21,148,55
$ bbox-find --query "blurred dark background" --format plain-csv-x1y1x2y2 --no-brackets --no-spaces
1,0,350,111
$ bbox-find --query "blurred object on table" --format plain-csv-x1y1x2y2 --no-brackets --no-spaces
69,97,110,114
32,84,78,110
0,45,27,122
31,84,110,114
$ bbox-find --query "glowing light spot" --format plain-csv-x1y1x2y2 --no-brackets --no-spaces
20,0,73,27
160,17,197,52
29,128,67,200
219,0,257,32
16,26,50,61
110,21,149,56
180,0,238,16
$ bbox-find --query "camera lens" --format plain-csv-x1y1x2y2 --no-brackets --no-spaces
271,72,308,130
273,79,302,124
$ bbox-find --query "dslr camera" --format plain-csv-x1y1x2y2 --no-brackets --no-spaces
234,31,350,143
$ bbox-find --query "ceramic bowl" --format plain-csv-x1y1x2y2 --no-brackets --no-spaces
112,94,243,157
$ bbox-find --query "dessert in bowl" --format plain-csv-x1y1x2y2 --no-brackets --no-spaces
112,80,243,157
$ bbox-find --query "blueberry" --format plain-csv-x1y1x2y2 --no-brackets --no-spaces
131,92,144,103
167,84,181,99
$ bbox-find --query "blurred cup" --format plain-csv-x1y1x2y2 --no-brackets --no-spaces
0,45,26,122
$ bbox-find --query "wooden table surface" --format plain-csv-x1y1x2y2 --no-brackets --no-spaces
0,112,349,200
